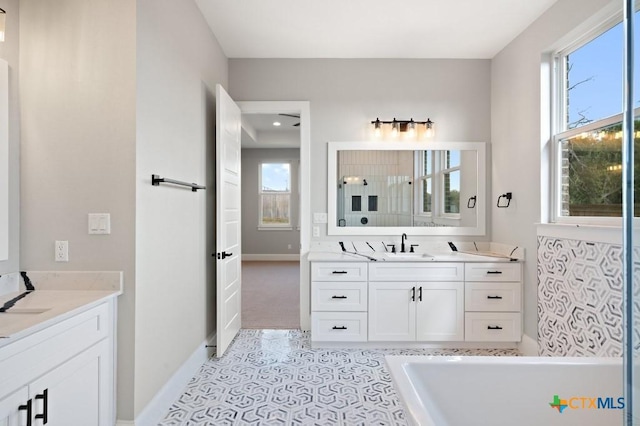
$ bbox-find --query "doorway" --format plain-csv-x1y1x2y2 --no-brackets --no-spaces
238,102,310,330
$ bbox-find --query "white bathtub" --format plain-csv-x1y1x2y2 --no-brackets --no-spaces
386,356,623,426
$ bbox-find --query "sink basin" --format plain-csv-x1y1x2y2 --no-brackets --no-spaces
382,252,434,260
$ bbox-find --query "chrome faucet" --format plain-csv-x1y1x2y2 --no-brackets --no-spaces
401,233,408,253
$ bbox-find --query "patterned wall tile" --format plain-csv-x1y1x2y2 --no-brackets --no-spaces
538,236,624,357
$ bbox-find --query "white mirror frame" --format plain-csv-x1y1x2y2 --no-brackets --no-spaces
327,141,486,236
0,59,8,260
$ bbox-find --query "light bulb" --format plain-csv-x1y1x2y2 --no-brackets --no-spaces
373,119,382,138
391,120,400,138
407,120,416,138
424,119,434,139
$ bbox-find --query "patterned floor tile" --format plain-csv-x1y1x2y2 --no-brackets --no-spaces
158,329,519,425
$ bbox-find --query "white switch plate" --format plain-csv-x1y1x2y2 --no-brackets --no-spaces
55,240,69,262
88,213,111,235
313,213,328,224
313,226,320,237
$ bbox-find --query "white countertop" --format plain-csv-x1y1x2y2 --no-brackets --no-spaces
308,250,521,263
0,271,122,342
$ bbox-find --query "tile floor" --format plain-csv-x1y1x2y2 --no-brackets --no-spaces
159,329,519,425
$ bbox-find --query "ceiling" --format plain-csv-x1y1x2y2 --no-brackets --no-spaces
195,0,559,59
241,113,301,148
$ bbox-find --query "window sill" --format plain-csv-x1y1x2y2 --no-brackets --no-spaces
258,226,294,231
536,223,622,245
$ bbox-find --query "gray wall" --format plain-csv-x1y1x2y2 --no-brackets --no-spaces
491,0,616,341
135,0,227,417
229,59,493,241
18,0,137,417
241,148,300,255
0,0,19,275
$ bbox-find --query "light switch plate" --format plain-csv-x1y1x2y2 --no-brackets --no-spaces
313,213,328,224
88,213,111,235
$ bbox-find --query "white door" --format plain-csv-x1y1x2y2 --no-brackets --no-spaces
415,282,464,341
368,282,416,341
215,84,242,357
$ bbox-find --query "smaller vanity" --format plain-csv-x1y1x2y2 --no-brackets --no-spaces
0,271,122,426
309,244,523,348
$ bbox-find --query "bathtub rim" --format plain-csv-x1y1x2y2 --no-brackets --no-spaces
385,355,623,426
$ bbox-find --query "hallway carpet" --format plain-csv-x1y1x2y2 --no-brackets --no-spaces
241,261,300,329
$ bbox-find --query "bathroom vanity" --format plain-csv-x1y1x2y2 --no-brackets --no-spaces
0,272,121,425
309,249,522,347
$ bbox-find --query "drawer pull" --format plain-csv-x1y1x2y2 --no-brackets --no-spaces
35,389,48,424
418,286,423,302
332,326,347,330
487,295,503,300
411,286,416,302
331,295,348,299
486,271,503,274
487,325,503,330
332,271,348,274
19,399,32,426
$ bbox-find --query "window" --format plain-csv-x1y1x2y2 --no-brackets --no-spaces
259,162,291,228
552,12,640,222
415,150,461,220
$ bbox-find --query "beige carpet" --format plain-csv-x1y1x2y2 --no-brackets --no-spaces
242,261,300,329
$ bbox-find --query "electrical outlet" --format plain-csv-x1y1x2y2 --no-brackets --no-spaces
313,226,320,237
287,244,292,250
55,240,69,262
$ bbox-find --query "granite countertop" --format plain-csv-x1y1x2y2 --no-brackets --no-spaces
0,271,122,341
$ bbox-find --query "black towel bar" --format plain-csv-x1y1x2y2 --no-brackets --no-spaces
152,174,205,192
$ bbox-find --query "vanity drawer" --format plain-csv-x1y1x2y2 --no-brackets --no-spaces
312,262,367,281
312,312,368,342
465,282,521,312
369,262,463,282
464,262,521,282
312,282,367,312
465,312,521,342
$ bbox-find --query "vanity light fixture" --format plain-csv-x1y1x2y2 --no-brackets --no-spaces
371,117,435,140
0,8,6,42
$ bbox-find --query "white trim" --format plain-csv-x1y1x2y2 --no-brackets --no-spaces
311,341,518,350
236,101,311,331
257,226,294,231
517,333,539,356
129,335,213,426
242,254,301,261
116,422,135,426
536,223,622,245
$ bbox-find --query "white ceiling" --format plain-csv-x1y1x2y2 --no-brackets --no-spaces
195,0,559,59
241,113,301,148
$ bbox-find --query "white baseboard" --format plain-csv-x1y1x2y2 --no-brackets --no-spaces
518,333,538,356
242,254,300,261
120,335,214,426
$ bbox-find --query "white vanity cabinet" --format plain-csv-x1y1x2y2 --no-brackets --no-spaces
311,262,368,342
368,263,464,342
464,262,522,342
0,301,115,426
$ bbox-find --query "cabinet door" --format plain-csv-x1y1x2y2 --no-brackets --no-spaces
415,282,464,341
0,387,28,426
368,282,416,341
29,340,110,426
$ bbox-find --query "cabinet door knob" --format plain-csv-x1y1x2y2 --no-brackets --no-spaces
35,389,48,424
18,399,32,426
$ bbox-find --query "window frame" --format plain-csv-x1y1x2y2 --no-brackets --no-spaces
550,12,630,226
414,150,461,221
258,161,293,230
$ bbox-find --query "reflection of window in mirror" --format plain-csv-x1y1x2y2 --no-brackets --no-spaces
415,150,461,221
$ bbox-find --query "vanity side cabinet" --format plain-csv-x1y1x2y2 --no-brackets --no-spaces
311,262,368,342
0,301,116,426
464,262,522,342
368,263,464,342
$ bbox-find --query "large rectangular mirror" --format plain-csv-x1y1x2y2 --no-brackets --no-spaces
327,141,486,236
